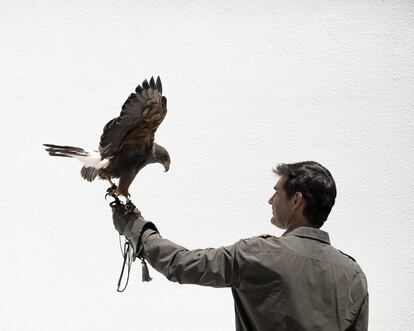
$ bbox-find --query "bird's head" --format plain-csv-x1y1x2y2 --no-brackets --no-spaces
153,143,171,172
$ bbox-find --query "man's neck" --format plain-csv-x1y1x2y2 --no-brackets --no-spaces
285,216,314,233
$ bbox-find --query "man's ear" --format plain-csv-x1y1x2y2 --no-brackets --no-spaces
292,192,303,209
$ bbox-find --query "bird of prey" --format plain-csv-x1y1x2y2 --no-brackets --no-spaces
44,76,170,208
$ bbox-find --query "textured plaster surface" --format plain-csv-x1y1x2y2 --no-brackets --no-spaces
1,1,413,330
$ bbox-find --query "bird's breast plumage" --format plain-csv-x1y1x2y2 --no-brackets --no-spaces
99,149,152,179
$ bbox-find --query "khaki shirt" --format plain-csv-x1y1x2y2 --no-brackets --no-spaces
140,226,368,330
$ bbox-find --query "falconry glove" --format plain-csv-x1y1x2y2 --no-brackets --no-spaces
110,201,158,288
111,201,158,257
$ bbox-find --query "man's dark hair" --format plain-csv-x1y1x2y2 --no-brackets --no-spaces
273,161,337,228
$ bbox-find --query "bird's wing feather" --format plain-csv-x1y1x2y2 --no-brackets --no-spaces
99,76,167,158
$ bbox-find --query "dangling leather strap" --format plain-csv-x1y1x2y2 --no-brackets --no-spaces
117,240,132,292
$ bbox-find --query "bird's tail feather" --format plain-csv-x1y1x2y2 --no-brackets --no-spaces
43,143,106,182
43,144,88,157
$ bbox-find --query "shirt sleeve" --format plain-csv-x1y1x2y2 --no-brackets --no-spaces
138,229,245,288
353,293,369,331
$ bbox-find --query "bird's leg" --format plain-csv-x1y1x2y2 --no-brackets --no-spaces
105,178,121,204
108,178,118,188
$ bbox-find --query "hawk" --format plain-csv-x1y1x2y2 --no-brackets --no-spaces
44,76,170,206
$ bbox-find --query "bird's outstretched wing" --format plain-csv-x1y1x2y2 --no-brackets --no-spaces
99,76,167,158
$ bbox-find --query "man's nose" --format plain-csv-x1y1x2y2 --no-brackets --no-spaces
268,196,273,205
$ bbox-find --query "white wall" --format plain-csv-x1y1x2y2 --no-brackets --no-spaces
1,1,413,330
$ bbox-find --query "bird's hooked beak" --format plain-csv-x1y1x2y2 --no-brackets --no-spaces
163,161,170,172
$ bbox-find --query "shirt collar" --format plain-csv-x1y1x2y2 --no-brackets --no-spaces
282,226,331,245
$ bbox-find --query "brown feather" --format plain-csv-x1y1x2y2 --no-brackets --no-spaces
96,76,168,197
99,77,167,159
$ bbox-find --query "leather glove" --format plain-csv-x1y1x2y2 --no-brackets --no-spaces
110,201,158,258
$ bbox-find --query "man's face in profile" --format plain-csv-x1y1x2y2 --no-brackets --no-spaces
268,177,291,229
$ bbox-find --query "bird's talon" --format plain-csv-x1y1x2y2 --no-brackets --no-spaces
106,183,118,193
105,192,116,201
105,183,119,200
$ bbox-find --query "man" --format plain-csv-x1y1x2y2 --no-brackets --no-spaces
111,161,368,330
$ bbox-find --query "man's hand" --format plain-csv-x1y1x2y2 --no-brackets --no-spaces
111,201,143,235
110,201,158,257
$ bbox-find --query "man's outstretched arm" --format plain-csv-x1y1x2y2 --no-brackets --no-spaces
139,229,242,288
111,202,244,288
